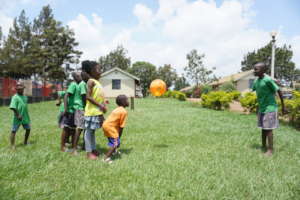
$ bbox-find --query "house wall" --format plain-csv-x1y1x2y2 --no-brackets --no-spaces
236,74,256,93
100,71,136,97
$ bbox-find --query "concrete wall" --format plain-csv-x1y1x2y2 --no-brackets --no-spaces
100,71,136,97
236,74,256,93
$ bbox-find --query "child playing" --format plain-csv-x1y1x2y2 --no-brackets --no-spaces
82,60,107,160
61,72,82,152
9,82,31,150
253,62,285,156
102,95,129,163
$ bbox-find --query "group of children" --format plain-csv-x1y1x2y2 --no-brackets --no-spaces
8,61,285,157
10,60,129,163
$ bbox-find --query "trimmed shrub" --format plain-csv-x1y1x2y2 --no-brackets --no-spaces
284,91,300,127
161,90,186,101
219,81,236,92
201,91,234,110
239,92,257,113
229,91,241,101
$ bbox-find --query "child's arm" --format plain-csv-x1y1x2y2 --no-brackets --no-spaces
10,108,22,120
64,93,69,115
277,90,286,115
56,95,62,106
119,128,123,139
86,80,106,113
81,94,86,108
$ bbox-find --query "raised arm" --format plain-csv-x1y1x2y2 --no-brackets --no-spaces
277,90,286,115
86,80,106,112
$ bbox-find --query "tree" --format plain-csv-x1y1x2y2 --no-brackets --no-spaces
129,61,157,96
156,64,177,89
0,10,33,78
31,5,81,81
99,45,131,72
174,74,190,91
184,49,215,86
241,43,296,82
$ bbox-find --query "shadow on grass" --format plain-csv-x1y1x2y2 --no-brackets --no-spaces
153,144,168,148
16,140,37,147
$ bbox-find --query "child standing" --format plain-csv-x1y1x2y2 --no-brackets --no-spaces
61,72,81,152
102,95,129,163
82,61,107,160
253,62,285,156
9,82,31,150
71,70,90,154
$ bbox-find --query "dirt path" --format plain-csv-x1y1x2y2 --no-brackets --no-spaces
187,98,245,113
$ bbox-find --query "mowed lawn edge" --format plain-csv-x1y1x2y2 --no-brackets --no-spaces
0,98,299,200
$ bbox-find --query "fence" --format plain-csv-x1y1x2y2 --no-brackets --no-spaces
0,77,62,106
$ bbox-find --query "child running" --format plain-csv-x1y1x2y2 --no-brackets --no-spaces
102,95,129,164
253,62,285,156
9,82,31,150
82,60,107,160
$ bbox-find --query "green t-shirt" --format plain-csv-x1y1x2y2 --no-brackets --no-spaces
66,82,77,113
9,94,30,125
58,91,66,113
74,81,87,110
252,75,279,113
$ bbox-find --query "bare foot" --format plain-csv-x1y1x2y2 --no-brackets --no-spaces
87,153,98,160
264,150,273,156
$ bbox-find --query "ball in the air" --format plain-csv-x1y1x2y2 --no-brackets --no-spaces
150,79,167,97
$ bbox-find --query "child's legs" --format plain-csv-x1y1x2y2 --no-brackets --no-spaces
10,124,21,148
61,127,68,151
265,130,273,151
105,137,120,158
22,124,31,144
261,129,267,148
84,128,96,152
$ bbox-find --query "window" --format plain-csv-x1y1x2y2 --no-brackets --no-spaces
112,79,121,90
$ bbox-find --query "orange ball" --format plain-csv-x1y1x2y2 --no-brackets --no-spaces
150,79,167,97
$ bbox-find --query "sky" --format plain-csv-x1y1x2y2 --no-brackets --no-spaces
0,0,300,76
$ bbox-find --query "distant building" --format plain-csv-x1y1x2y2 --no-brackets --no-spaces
100,67,142,98
210,70,255,93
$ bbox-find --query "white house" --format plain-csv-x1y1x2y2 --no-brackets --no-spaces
210,70,255,93
100,67,141,98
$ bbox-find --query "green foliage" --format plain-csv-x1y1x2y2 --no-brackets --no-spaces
161,90,186,101
229,91,241,101
98,45,131,72
201,84,213,95
174,74,190,91
157,64,177,89
241,43,296,82
201,91,233,110
219,81,236,92
0,6,81,80
184,49,215,85
129,61,157,97
284,91,300,127
239,92,258,113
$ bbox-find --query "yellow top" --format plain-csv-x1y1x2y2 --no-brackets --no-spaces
103,107,128,138
84,79,105,116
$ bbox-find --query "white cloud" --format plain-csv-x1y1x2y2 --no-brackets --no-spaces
0,12,13,35
291,36,300,68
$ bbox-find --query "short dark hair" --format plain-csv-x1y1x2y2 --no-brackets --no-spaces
254,62,268,72
116,95,128,106
81,60,99,75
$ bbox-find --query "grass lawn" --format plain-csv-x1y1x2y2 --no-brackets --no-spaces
0,98,299,200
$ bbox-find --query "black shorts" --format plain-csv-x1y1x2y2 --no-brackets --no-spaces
63,112,76,129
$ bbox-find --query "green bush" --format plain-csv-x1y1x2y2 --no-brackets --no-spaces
201,84,213,95
239,92,257,113
161,90,186,101
201,91,233,110
219,81,236,92
229,91,241,101
284,91,300,127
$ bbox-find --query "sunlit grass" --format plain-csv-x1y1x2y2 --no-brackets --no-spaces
0,98,299,200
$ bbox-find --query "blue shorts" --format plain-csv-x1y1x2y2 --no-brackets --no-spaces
12,124,30,133
107,137,120,148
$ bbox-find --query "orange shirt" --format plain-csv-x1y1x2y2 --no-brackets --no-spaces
103,106,128,138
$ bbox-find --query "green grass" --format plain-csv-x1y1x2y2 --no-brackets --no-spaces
0,98,299,200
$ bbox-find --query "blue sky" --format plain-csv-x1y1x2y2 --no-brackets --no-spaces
1,0,300,75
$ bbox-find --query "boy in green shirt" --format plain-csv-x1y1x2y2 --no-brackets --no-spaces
9,82,31,150
253,62,285,156
72,71,89,154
